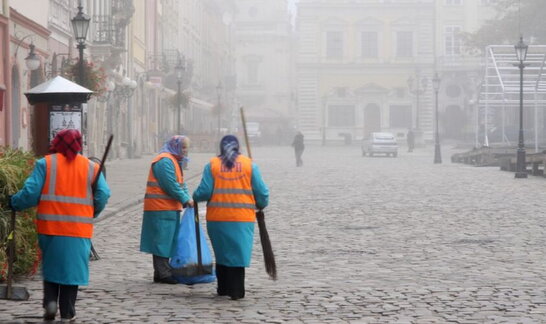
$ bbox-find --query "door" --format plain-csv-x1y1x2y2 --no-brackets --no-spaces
364,103,381,136
444,105,465,139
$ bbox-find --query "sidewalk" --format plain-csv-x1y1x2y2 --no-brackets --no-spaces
97,152,213,222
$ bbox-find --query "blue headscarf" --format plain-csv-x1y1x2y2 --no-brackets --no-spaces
160,135,189,168
218,135,240,170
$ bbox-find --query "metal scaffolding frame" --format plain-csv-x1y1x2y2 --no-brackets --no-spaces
479,45,546,151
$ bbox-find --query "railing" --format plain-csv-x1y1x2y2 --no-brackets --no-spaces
91,15,114,45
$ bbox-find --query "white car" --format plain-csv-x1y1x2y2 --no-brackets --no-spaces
362,132,398,157
245,122,262,143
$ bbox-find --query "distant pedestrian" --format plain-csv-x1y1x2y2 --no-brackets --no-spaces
9,129,110,322
140,135,194,284
193,135,269,300
292,131,305,167
407,129,415,153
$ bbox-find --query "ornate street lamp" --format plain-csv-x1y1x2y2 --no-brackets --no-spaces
175,56,185,134
71,2,90,86
14,35,41,71
113,76,137,99
433,73,442,164
514,36,528,178
24,43,40,71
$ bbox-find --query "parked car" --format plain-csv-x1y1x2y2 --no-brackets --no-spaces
245,122,262,143
362,132,398,157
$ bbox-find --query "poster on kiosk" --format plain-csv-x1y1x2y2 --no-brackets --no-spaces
48,103,88,153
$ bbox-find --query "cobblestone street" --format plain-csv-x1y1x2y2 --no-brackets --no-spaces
3,144,546,323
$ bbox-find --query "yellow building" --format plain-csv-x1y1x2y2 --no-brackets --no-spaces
296,0,496,144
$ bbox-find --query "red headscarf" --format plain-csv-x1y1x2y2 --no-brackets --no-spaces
49,129,83,160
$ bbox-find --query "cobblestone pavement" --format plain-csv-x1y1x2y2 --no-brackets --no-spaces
3,144,546,323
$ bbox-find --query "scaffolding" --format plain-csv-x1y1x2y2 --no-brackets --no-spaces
479,45,546,151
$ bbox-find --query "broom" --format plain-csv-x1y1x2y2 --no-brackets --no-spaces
88,134,114,261
240,107,277,280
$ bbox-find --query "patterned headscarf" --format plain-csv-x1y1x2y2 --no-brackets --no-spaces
159,135,189,161
218,135,240,170
49,129,82,160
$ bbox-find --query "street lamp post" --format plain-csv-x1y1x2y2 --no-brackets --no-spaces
175,57,185,134
216,82,223,138
407,71,428,132
514,36,528,178
433,73,442,164
71,2,90,86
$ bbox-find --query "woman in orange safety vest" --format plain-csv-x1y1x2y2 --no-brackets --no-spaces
193,135,269,300
140,135,194,284
9,129,110,322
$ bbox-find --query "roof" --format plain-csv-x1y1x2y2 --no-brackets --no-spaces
24,76,93,104
25,76,93,94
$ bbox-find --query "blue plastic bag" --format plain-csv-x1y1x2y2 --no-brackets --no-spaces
170,207,216,285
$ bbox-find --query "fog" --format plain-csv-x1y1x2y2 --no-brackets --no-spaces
9,0,543,158
200,0,541,149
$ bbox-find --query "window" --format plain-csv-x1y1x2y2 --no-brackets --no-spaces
389,105,412,128
326,31,343,59
328,105,355,127
396,31,413,58
445,0,463,4
361,31,378,58
445,26,462,56
244,56,262,85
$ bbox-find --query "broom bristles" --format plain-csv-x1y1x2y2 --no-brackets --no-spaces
256,210,277,280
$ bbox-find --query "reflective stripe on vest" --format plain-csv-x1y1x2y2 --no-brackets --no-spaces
36,154,97,238
206,156,256,222
143,153,184,211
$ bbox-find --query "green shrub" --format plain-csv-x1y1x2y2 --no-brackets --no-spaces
0,147,39,281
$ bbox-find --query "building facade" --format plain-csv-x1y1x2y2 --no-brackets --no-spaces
234,0,295,144
1,0,238,157
295,0,496,144
7,0,50,150
435,0,496,142
0,0,11,147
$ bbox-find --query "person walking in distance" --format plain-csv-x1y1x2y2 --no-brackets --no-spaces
407,128,415,153
8,129,110,322
292,131,305,167
193,135,269,300
140,135,194,284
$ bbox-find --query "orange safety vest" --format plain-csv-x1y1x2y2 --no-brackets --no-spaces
143,153,184,211
207,155,256,222
36,154,99,238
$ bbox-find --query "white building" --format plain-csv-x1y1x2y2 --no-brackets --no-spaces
234,0,295,144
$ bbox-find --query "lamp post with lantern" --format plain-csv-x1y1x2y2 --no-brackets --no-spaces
71,2,90,86
216,82,223,138
24,43,41,71
406,70,428,137
175,57,185,134
13,35,41,71
433,73,442,164
514,36,528,178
